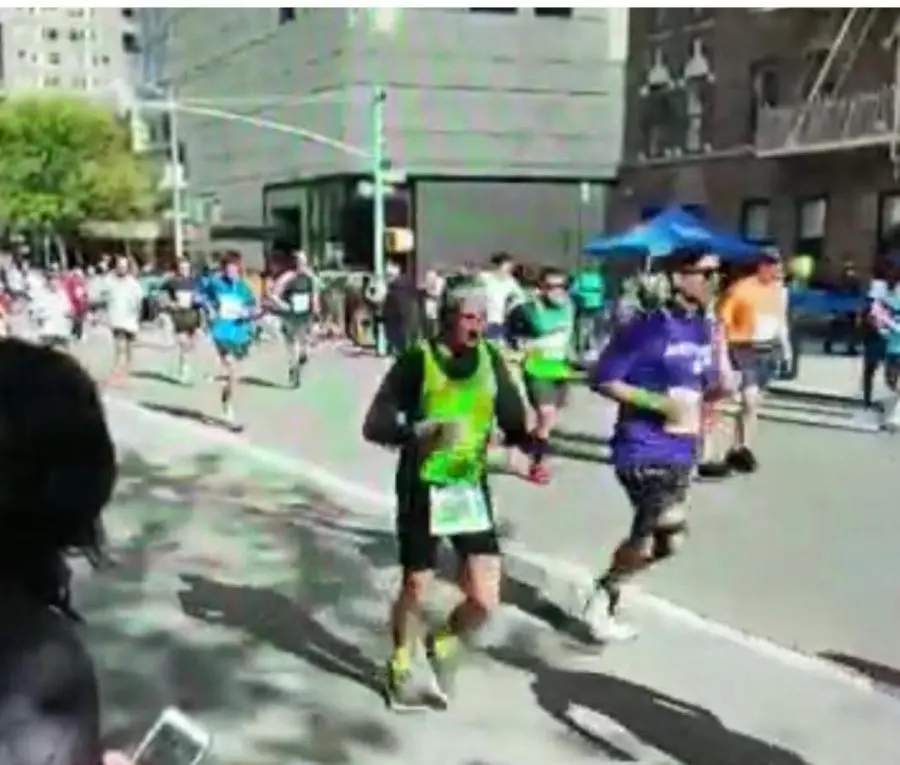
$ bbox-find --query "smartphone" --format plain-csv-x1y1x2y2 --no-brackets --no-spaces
132,707,212,765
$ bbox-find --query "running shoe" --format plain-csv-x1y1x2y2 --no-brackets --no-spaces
383,661,425,711
424,632,457,708
581,579,637,643
528,461,551,484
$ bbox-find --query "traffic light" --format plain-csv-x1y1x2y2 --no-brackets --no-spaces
385,227,414,254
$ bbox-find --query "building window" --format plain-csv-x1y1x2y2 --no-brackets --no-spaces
684,79,705,153
122,32,140,53
17,50,26,59
795,196,827,258
468,8,518,13
68,8,84,17
43,28,58,41
71,77,86,89
535,8,572,17
278,8,296,23
43,75,60,88
69,29,84,42
122,8,134,18
48,52,60,65
740,200,772,242
749,59,779,137
878,192,900,254
642,84,676,159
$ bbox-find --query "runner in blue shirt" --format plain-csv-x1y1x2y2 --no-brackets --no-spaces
201,252,257,430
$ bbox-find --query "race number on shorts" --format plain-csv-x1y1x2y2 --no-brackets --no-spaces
430,484,492,536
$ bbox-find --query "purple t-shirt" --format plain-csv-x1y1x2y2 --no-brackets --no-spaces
592,308,715,467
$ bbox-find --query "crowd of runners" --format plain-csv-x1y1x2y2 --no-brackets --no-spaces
0,242,803,711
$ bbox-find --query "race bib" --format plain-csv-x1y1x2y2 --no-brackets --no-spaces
665,386,702,435
176,290,193,309
430,484,492,536
218,295,244,320
531,329,570,360
753,314,780,342
290,293,311,313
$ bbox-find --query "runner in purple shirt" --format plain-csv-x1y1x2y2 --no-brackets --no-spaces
583,246,724,641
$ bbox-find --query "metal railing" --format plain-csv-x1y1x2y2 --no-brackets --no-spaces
755,86,896,156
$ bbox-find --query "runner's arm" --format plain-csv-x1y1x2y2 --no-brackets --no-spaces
362,347,424,447
590,318,669,413
486,344,529,446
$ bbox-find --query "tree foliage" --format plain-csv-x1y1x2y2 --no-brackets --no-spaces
0,94,156,230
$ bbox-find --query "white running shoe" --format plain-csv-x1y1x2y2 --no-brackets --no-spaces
582,590,638,643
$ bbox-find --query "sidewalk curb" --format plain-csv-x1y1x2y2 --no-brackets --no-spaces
105,393,891,701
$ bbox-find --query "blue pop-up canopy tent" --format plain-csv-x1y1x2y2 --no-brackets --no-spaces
584,206,762,261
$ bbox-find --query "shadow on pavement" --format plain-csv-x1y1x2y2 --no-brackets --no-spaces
138,400,230,430
177,574,381,693
490,639,811,764
132,369,183,386
89,445,806,763
820,651,900,692
241,375,284,389
551,428,610,447
81,448,400,764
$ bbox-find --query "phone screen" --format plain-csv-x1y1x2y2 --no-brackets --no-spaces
134,722,204,765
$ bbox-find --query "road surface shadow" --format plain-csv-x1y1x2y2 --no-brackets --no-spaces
548,440,611,465
83,448,399,764
490,641,811,764
132,369,183,386
241,375,284,389
820,651,900,694
177,574,382,695
551,428,610,447
138,400,233,431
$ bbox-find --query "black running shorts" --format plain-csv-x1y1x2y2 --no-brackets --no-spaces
616,464,691,545
395,476,500,572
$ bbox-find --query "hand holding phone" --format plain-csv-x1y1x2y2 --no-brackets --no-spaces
132,707,211,765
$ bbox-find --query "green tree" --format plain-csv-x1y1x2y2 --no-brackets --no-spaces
0,93,156,232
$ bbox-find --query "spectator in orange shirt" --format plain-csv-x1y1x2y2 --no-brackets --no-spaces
717,251,791,473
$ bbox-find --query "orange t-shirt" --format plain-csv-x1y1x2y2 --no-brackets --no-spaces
718,276,785,345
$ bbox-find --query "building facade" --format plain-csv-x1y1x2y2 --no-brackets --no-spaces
615,8,900,279
0,7,139,98
154,8,628,270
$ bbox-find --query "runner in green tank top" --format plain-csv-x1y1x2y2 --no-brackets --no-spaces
362,277,539,711
506,266,576,482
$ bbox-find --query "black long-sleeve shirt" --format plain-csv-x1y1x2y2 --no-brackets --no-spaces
363,339,529,488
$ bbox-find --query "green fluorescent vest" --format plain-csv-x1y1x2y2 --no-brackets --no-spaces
419,341,497,485
523,301,574,380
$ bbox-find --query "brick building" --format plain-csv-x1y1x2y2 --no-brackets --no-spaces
612,8,900,279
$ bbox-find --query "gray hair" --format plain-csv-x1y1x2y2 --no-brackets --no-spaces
441,279,488,318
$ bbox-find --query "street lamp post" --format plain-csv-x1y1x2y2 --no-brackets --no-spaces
371,86,388,357
167,85,185,262
137,88,392,353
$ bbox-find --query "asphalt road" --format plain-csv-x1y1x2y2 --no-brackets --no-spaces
68,331,900,679
78,391,900,764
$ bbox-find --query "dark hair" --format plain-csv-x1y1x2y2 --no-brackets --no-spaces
0,340,115,617
490,251,513,268
652,245,712,273
540,266,566,282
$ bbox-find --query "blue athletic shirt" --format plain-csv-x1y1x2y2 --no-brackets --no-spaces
202,273,256,346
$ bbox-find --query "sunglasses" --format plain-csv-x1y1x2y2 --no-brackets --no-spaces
680,266,718,280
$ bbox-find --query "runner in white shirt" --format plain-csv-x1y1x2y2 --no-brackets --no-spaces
479,252,521,343
104,255,144,383
32,273,74,350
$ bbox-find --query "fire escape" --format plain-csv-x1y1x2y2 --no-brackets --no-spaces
754,9,900,162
